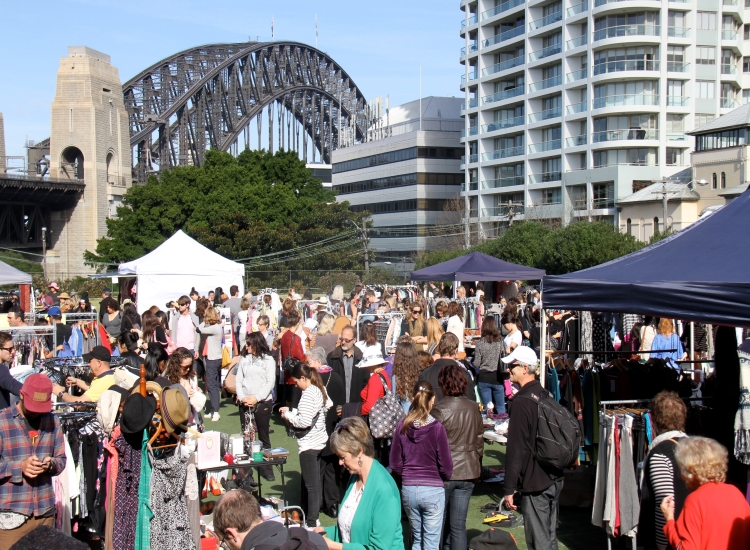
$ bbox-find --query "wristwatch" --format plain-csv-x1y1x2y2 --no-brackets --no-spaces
57,391,66,400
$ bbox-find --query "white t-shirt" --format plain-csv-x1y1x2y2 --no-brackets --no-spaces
504,330,522,351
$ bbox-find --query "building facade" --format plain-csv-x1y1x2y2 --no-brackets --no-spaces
332,97,464,263
460,0,750,233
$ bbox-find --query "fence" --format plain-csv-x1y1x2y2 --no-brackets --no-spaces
243,268,411,295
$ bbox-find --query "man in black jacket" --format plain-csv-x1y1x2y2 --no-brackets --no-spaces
502,346,563,550
418,332,475,403
327,325,368,404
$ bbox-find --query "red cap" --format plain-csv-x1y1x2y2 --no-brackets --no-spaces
21,374,53,414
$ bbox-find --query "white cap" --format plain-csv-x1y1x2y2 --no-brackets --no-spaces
501,346,538,366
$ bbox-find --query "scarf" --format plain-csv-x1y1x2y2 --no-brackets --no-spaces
734,340,750,464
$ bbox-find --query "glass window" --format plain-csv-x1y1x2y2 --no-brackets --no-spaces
696,46,716,65
721,172,726,188
696,81,715,99
713,173,718,189
542,188,562,204
697,12,717,30
666,114,684,132
665,148,682,166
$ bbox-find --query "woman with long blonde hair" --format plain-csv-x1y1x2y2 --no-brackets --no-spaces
426,317,444,357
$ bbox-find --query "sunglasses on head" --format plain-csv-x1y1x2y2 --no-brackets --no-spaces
334,423,350,434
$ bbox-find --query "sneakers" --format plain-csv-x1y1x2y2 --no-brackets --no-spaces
211,412,221,422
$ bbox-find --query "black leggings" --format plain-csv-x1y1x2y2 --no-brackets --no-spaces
299,448,323,527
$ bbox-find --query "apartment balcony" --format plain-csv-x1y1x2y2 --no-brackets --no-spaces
528,106,562,123
721,97,740,108
481,116,525,133
461,98,479,110
567,36,588,49
482,87,525,105
528,74,562,92
528,139,562,153
667,96,689,107
667,62,690,73
593,60,659,75
593,24,660,41
566,68,587,82
668,27,690,38
481,0,524,21
482,177,525,189
482,146,525,160
567,0,588,16
460,153,479,164
592,129,658,142
722,29,738,40
592,198,616,209
460,43,479,57
566,101,588,115
482,26,525,48
460,15,478,28
667,133,688,141
529,171,562,183
460,71,479,83
593,94,659,108
482,56,524,77
529,11,562,31
722,64,737,74
566,135,588,146
482,206,525,217
461,127,479,138
594,0,659,6
529,43,562,62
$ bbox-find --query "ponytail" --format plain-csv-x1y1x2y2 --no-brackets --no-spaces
290,362,328,404
401,381,435,434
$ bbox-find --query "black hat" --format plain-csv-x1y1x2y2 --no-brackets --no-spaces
9,525,88,550
469,529,519,550
82,345,111,363
120,393,156,435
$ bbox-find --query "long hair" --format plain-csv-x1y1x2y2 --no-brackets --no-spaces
360,321,377,346
318,314,336,336
204,307,219,325
426,317,444,347
141,313,161,344
401,381,435,434
447,301,463,321
245,331,270,357
143,344,168,380
393,341,421,400
118,331,139,352
290,361,328,403
481,316,501,343
164,347,195,384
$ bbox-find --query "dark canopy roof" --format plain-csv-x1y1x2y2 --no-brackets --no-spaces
0,260,32,285
410,251,545,282
543,189,750,327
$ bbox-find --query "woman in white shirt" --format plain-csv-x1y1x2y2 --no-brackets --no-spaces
502,312,523,354
280,362,332,528
446,301,466,356
237,297,251,338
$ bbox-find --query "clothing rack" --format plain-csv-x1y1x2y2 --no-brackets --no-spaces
2,325,57,360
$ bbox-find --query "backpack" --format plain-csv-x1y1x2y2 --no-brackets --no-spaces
368,372,405,439
516,389,581,470
252,526,320,550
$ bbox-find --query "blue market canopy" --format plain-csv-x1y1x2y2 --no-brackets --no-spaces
543,189,750,327
410,251,545,282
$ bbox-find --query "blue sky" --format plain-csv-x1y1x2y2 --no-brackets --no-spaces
1,0,461,160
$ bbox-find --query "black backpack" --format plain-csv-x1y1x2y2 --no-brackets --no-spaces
516,389,580,470
252,526,320,550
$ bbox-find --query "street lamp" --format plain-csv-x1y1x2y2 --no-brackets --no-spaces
345,219,370,278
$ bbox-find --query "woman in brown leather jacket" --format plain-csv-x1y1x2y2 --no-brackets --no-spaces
431,363,483,550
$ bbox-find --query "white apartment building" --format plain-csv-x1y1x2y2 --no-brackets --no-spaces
460,0,750,232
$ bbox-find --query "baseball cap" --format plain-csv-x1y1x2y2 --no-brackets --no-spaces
21,374,53,414
47,306,62,318
83,345,112,363
501,346,539,367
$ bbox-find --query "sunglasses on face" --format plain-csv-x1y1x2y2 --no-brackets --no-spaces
0,346,14,352
340,338,354,343
412,310,421,314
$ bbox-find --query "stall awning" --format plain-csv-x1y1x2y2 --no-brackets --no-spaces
410,251,545,281
0,260,32,285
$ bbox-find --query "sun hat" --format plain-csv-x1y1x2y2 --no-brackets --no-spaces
501,346,539,367
316,296,329,307
48,282,60,290
356,346,387,368
57,292,70,300
160,386,190,435
20,374,53,414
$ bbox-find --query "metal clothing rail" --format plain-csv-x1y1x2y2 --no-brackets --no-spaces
552,349,678,355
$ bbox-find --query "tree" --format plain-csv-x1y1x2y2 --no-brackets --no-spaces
476,221,553,268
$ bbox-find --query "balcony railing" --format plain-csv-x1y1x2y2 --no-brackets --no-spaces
529,171,562,183
567,36,588,49
593,160,657,168
668,27,690,38
481,116,525,132
528,106,562,122
667,96,689,106
566,101,587,114
482,87,525,105
567,0,588,16
529,43,562,61
592,198,616,209
722,64,737,74
593,60,659,75
461,15,478,27
594,24,660,41
669,0,688,3
460,43,479,57
592,129,658,142
461,98,479,110
481,0,524,20
722,29,738,40
482,56,524,76
528,74,562,91
461,127,479,137
460,153,479,164
566,68,587,82
724,0,738,5
460,71,479,83
528,139,562,153
667,133,687,140
566,135,588,146
482,146,525,160
593,94,659,108
721,97,740,108
594,0,659,6
482,206,525,217
529,11,562,30
482,177,525,189
667,62,690,72
482,26,525,48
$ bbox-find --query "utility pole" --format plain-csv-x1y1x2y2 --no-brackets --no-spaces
347,219,370,279
41,226,47,280
651,182,679,233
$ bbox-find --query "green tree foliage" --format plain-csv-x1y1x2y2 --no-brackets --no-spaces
0,251,43,276
476,221,553,268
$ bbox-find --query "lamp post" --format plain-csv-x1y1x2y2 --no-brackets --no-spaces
41,226,47,280
346,219,370,280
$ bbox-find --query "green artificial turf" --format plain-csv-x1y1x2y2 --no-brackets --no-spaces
208,396,607,550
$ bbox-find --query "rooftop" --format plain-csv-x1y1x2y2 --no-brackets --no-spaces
617,181,699,205
688,103,750,135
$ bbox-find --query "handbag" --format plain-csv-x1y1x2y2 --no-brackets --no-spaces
282,333,298,373
221,346,232,368
496,342,510,382
290,410,320,438
369,372,405,439
224,365,238,395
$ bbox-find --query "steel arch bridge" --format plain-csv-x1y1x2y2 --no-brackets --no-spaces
123,41,369,183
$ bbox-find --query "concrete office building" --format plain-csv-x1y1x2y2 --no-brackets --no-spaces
332,96,464,263
460,0,750,233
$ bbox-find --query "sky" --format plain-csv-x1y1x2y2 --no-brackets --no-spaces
0,0,462,161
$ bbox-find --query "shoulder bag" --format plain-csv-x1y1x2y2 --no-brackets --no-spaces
369,372,405,439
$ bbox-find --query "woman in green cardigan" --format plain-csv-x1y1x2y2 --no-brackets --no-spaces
315,417,405,550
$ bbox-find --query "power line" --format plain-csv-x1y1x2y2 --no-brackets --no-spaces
233,229,359,262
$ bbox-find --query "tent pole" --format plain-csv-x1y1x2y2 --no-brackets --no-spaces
540,297,547,389
690,321,695,361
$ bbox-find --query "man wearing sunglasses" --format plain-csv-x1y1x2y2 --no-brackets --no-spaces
0,333,22,411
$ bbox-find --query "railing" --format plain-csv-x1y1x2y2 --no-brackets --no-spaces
528,106,562,122
481,0,525,20
567,101,588,114
567,0,588,16
721,64,737,74
461,15,479,27
529,139,562,153
722,29,738,40
482,146,525,160
461,127,479,137
721,97,740,108
528,75,562,91
482,177,525,188
595,0,659,6
667,133,687,140
481,117,525,132
593,24,660,41
593,94,659,108
566,135,588,146
592,198,616,209
724,0,738,5
460,43,479,57
592,129,658,142
593,60,659,74
669,0,689,3
667,96,689,106
461,98,479,110
482,26,525,48
529,43,562,61
529,171,562,183
460,72,479,83
566,68,587,82
460,153,479,164
668,27,690,38
482,56,524,76
482,206,525,217
667,62,690,72
529,11,562,30
567,36,588,49
482,87,525,104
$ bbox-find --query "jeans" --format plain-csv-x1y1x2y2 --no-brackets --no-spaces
204,358,222,414
478,381,506,413
402,485,445,550
299,449,323,527
520,477,564,550
441,480,474,550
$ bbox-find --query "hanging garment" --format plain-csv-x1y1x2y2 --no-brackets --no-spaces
150,453,196,550
592,413,612,527
104,427,121,550
581,311,593,364
186,457,201,550
135,430,153,549
113,434,142,550
618,415,640,538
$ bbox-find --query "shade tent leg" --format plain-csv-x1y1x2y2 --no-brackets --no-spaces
540,306,547,389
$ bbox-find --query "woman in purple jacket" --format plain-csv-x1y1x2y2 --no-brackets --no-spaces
390,381,454,550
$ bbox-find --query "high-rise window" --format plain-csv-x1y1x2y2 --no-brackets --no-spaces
696,46,716,65
696,81,715,99
697,12,717,30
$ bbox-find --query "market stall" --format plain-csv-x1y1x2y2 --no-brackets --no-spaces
0,259,33,315
410,251,546,287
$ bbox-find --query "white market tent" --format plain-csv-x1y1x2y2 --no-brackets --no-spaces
119,230,244,314
0,260,32,285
